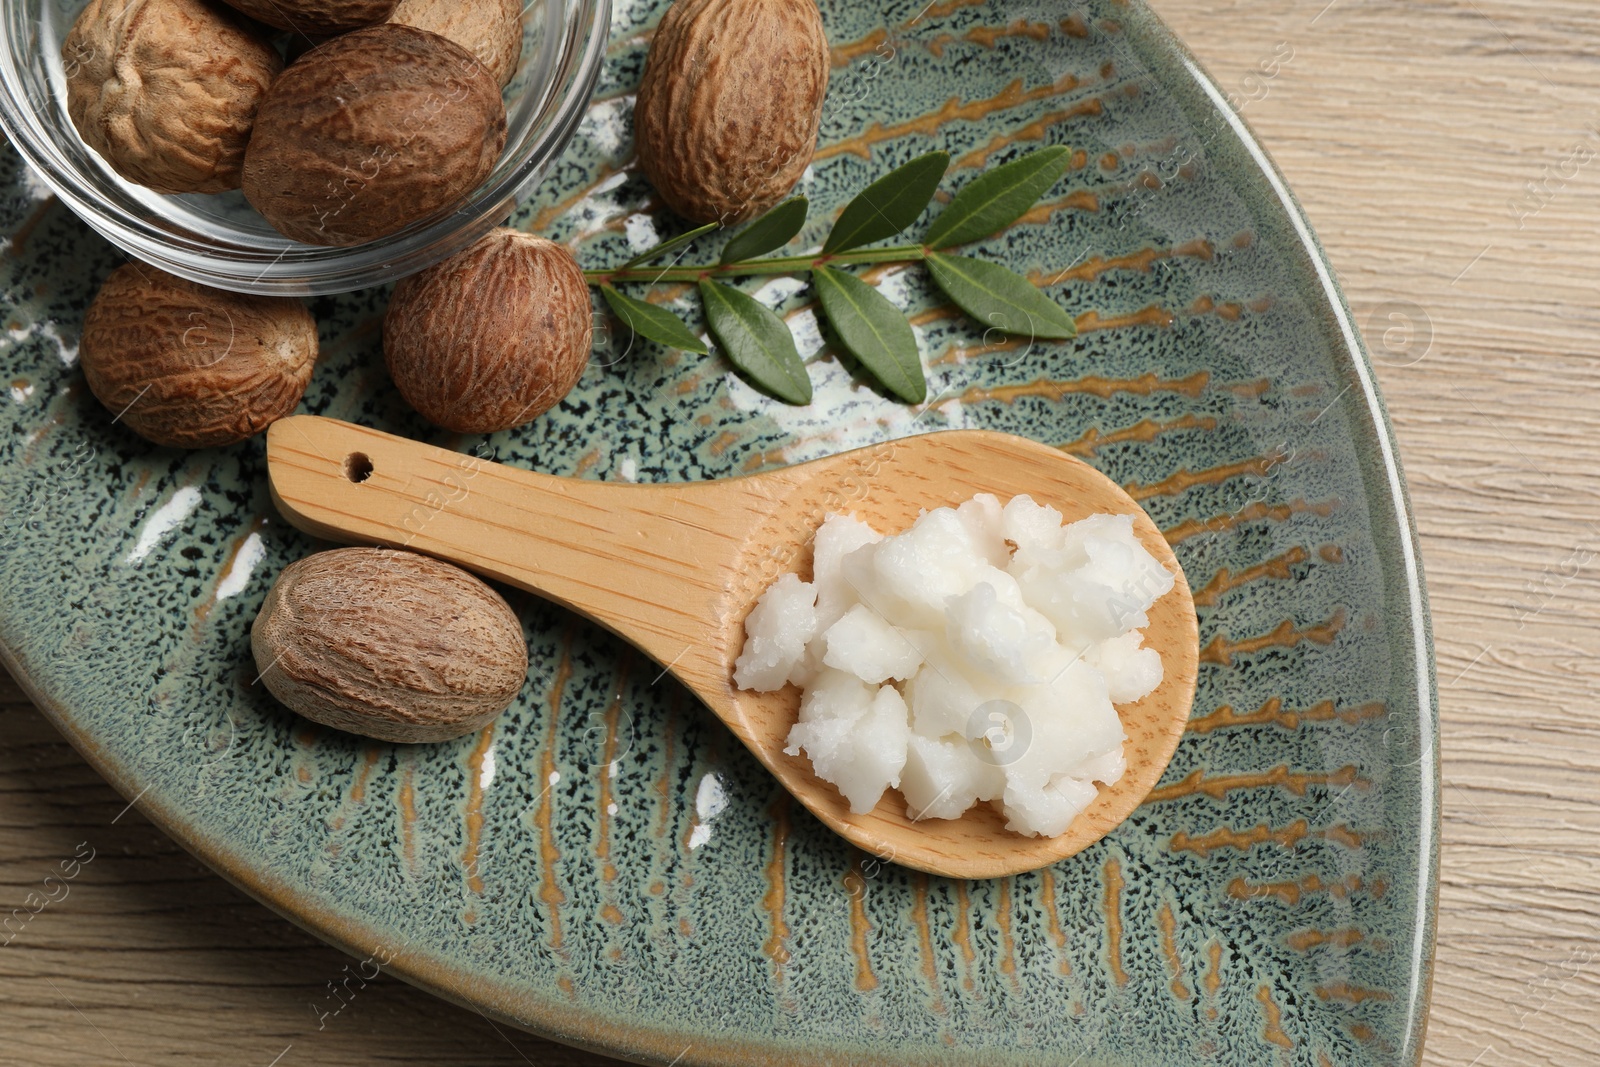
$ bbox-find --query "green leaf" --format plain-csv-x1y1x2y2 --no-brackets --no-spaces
720,198,809,265
823,150,950,255
621,221,721,270
698,281,812,404
812,267,926,403
925,251,1078,340
600,285,708,354
924,147,1072,249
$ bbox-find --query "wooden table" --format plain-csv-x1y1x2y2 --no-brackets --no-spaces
5,2,1598,1064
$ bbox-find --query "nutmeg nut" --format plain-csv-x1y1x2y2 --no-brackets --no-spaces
62,0,283,194
80,264,318,449
217,0,398,34
634,0,829,224
252,548,528,743
389,0,524,88
383,229,592,433
242,25,508,246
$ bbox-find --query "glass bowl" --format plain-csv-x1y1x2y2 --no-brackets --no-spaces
0,0,609,295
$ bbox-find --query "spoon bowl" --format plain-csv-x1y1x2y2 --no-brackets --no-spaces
266,415,1197,878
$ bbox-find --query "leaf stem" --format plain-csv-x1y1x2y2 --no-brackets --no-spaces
585,244,927,286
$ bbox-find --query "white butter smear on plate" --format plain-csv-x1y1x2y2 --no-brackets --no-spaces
733,494,1176,837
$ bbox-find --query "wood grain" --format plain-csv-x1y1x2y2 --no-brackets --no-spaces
5,1,1600,1064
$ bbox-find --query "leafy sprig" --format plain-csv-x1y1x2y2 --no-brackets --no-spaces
585,147,1078,405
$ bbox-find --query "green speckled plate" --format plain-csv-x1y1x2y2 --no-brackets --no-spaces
0,1,1437,1064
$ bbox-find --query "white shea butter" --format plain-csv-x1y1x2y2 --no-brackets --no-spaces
732,494,1176,837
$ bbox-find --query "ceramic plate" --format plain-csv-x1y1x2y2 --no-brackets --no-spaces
0,0,1437,1063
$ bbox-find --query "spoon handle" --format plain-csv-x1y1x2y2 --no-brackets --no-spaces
264,416,784,674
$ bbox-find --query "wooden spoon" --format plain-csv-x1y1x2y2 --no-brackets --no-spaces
265,415,1197,879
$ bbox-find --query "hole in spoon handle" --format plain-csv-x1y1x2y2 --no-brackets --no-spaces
344,452,373,483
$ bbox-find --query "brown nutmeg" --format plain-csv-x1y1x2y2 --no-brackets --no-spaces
383,229,592,433
251,548,528,743
217,0,397,34
634,0,829,225
242,25,507,246
80,264,318,449
62,0,283,194
389,0,524,88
